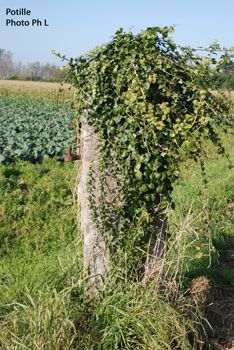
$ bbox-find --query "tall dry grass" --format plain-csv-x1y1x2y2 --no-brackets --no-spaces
0,79,75,103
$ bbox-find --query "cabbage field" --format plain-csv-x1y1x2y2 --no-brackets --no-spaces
0,95,75,163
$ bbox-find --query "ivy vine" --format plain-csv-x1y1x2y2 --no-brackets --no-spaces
66,27,233,261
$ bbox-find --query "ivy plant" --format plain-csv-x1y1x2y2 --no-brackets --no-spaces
67,27,233,261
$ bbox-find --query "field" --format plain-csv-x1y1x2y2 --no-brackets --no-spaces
0,95,76,163
0,82,233,349
0,79,75,103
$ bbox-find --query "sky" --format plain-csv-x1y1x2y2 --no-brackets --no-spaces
0,0,233,65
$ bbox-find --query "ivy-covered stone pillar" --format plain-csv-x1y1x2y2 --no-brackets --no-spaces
68,26,232,296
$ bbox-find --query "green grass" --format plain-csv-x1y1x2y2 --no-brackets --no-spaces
0,159,201,349
170,132,234,286
0,131,233,349
0,160,81,348
0,160,78,276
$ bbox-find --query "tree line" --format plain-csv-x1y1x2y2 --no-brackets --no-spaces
0,49,68,82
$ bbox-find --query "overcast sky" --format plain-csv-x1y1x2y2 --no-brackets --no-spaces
0,0,233,64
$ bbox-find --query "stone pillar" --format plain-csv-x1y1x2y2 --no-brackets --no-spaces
78,113,109,296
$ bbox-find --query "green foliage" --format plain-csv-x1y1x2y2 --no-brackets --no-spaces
74,280,201,350
171,132,234,286
0,160,80,348
0,146,233,348
212,59,234,89
0,96,75,163
0,160,203,350
0,160,76,258
68,27,233,253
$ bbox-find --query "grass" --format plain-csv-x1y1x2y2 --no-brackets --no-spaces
0,79,75,103
0,159,81,349
0,160,77,302
0,133,233,349
171,132,234,286
0,84,233,348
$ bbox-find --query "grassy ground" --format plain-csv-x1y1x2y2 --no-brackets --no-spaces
0,84,233,349
0,160,80,349
0,133,232,349
171,133,234,286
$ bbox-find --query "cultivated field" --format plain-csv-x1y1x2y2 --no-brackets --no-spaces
0,79,75,102
0,95,75,163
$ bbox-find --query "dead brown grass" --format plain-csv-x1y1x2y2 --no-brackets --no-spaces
229,90,234,101
213,89,234,100
0,79,75,103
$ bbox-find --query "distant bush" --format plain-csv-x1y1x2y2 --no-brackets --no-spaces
212,60,234,89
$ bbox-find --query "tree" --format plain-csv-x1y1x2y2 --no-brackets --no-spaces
212,60,234,89
27,62,42,80
0,49,13,78
67,27,233,296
